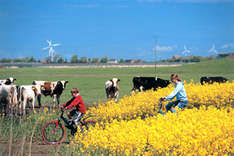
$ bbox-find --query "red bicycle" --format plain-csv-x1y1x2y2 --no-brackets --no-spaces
42,109,96,145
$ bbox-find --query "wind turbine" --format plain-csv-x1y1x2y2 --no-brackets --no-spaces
182,45,191,56
208,44,218,55
42,40,61,62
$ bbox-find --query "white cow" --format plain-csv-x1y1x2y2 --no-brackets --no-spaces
18,85,41,115
0,77,16,85
0,84,18,115
105,78,120,102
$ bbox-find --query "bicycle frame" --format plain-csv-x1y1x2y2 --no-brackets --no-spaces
42,110,96,145
153,99,163,112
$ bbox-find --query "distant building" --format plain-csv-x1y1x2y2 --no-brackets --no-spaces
108,59,118,64
39,59,47,64
173,55,181,60
125,59,136,64
136,59,143,63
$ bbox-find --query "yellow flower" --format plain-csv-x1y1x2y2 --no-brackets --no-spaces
70,81,234,155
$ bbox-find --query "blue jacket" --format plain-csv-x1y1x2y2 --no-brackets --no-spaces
166,81,188,101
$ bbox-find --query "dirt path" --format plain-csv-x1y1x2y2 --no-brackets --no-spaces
0,141,51,156
0,141,72,155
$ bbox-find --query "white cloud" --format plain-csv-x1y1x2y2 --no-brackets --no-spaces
155,45,175,52
138,0,234,3
221,43,234,49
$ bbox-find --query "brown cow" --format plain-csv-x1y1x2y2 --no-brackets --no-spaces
32,80,68,107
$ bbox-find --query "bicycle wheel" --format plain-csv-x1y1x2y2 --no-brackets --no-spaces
80,120,96,132
42,121,65,145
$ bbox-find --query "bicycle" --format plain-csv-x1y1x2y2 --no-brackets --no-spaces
152,98,163,114
42,109,96,145
156,98,186,115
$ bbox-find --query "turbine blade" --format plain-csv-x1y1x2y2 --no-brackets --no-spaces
42,47,50,50
46,40,52,46
52,43,61,47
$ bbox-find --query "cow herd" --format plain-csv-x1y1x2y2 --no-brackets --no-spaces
0,78,68,116
105,76,228,102
0,75,229,116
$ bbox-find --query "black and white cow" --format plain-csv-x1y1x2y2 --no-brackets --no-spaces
200,76,228,85
32,80,68,107
105,78,120,102
132,77,170,92
0,77,16,85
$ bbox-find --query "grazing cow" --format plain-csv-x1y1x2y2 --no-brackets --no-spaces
0,77,16,85
0,84,18,115
32,80,68,107
18,85,41,115
132,77,170,92
200,76,228,85
105,78,120,102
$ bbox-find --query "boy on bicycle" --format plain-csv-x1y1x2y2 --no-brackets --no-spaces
158,74,188,115
60,88,86,130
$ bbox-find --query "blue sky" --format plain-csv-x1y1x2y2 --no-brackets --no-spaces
0,0,234,61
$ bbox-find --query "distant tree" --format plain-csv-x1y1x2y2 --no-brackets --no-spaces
91,58,100,63
45,56,51,63
79,56,88,63
190,56,202,62
26,56,36,62
0,58,11,63
53,54,62,63
64,58,68,63
25,57,30,62
119,58,125,63
13,58,23,62
71,55,79,63
57,57,64,63
100,56,108,63
217,53,231,59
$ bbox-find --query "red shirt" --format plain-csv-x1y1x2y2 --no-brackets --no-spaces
62,94,86,114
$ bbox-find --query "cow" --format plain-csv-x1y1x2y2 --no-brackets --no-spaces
0,77,16,85
32,80,68,107
0,84,18,115
132,77,170,92
200,76,228,85
105,78,120,102
18,85,41,115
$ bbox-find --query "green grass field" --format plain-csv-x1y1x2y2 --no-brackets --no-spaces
0,59,233,106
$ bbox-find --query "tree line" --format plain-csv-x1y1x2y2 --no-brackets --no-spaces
0,52,233,64
0,54,134,64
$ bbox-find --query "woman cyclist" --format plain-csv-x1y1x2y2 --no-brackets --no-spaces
158,74,188,115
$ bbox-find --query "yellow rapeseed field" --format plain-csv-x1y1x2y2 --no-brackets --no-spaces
72,81,233,155
74,107,233,155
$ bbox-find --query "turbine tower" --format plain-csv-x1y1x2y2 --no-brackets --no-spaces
42,40,61,62
182,45,191,56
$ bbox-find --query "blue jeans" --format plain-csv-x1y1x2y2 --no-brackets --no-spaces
69,110,84,126
158,100,188,115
